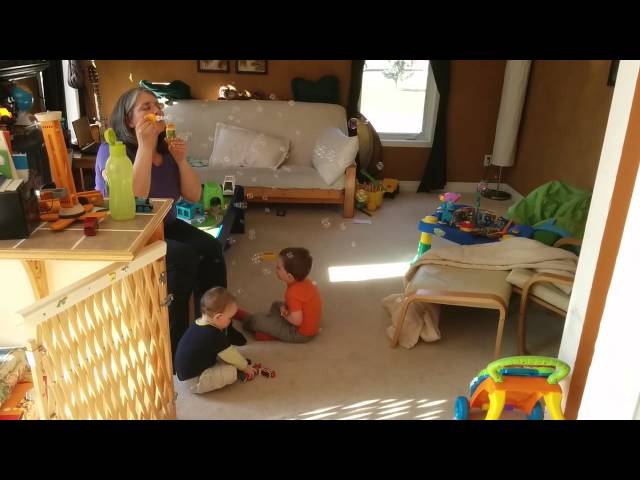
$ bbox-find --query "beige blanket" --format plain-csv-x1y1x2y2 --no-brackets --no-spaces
384,237,578,348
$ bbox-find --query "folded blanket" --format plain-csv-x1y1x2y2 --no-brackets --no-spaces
0,349,28,407
385,237,579,348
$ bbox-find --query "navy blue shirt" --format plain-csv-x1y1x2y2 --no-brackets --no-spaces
174,322,232,381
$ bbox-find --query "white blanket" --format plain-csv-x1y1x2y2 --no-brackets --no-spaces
384,237,578,348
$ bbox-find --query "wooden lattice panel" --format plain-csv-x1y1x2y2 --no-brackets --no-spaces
20,242,175,420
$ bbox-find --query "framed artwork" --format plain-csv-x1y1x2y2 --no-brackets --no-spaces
236,60,268,75
197,61,230,73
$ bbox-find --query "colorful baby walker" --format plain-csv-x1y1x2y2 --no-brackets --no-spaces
454,356,571,420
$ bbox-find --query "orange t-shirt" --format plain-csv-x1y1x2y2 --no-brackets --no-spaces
285,279,322,337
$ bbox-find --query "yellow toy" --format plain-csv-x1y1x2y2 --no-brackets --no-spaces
455,356,570,420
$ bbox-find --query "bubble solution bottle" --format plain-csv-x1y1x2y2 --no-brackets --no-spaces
104,128,135,221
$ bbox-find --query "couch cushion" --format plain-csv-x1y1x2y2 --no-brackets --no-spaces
209,122,289,169
312,128,358,185
165,100,349,169
507,268,570,311
193,165,345,190
406,264,512,308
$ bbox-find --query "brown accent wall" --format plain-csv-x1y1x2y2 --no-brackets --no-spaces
383,60,506,182
94,60,352,121
505,61,614,196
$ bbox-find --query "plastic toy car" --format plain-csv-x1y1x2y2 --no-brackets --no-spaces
135,197,153,213
454,356,570,420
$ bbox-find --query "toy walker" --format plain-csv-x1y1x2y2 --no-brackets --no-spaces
454,356,571,420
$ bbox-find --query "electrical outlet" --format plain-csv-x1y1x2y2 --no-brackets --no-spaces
484,154,492,167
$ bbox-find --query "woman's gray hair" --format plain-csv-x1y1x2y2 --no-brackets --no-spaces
109,87,153,147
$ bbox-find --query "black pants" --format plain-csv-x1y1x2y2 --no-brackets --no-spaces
164,219,227,358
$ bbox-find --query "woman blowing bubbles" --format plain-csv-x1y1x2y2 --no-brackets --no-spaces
95,88,246,363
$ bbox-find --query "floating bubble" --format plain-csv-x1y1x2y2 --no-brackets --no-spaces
262,267,272,276
236,288,245,297
232,105,241,113
351,241,357,248
277,112,283,118
340,222,347,231
348,117,358,130
295,130,301,136
224,156,231,163
311,280,317,286
279,146,287,152
282,166,292,172
251,177,257,183
128,72,133,83
262,195,268,201
228,237,237,245
288,100,295,106
208,136,215,142
231,260,236,267
251,253,262,264
248,229,256,240
239,218,245,224
257,106,264,113
286,251,294,259
273,172,279,178
395,296,404,303
321,217,331,229
228,115,234,121
265,207,271,213
233,201,248,209
246,192,254,199
376,162,384,171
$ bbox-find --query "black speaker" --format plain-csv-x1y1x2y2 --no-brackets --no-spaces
0,178,40,240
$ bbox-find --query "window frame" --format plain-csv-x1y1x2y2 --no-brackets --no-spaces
358,61,439,149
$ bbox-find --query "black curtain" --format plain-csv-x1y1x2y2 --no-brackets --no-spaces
347,60,365,121
41,60,67,120
418,60,450,192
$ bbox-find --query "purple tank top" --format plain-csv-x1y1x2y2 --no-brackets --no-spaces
95,142,180,223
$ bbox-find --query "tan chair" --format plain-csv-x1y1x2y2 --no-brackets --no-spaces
509,238,581,355
390,264,512,358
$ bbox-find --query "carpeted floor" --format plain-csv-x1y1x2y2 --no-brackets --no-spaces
174,190,565,420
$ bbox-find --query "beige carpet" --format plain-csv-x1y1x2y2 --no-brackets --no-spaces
174,190,565,420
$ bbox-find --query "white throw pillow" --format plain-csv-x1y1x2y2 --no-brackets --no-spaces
312,128,358,185
209,122,290,169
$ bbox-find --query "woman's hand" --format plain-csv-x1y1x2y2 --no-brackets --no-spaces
134,118,164,151
168,137,188,164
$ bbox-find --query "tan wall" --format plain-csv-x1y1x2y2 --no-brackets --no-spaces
94,60,352,120
505,60,614,196
383,60,506,181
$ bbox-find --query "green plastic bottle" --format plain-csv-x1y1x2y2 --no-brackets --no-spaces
104,128,135,221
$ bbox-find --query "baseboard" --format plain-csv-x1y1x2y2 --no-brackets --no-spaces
400,181,523,201
399,181,420,192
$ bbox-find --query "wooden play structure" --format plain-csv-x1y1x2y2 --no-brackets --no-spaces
18,242,175,420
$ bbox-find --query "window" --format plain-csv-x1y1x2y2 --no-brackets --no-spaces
359,60,439,148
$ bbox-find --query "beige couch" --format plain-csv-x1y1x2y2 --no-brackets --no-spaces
164,99,356,217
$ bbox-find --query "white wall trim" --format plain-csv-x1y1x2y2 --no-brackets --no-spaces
399,181,421,192
400,180,524,202
558,60,640,414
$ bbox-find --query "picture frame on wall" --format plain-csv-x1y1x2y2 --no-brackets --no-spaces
198,61,230,73
236,60,268,75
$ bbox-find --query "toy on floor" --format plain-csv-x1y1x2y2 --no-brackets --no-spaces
454,356,570,420
253,363,276,378
415,192,534,247
412,215,438,263
438,192,462,224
